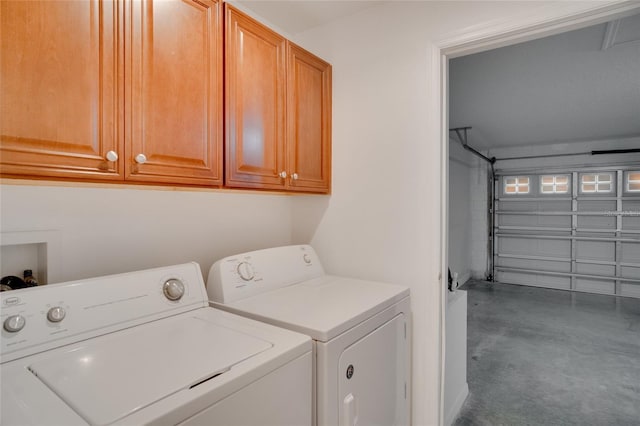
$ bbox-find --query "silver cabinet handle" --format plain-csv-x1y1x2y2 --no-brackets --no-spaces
135,153,147,164
291,173,299,180
279,171,287,178
106,151,118,162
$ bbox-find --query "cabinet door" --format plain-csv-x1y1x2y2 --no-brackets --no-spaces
287,43,332,193
0,0,122,180
126,0,223,186
225,5,286,190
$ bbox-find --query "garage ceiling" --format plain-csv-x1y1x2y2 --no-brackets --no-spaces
450,13,640,150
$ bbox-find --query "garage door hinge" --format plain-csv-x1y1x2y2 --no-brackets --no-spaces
404,323,407,339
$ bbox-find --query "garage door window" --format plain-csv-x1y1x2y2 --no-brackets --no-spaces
581,173,613,193
540,175,569,194
627,171,640,192
504,176,530,194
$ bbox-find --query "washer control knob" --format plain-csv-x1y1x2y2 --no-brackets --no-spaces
163,279,185,301
303,254,312,264
237,262,255,281
47,306,66,323
4,314,26,333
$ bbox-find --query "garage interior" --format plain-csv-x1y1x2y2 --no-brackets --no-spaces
446,12,640,426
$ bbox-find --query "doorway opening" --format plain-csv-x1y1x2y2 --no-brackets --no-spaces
438,4,640,425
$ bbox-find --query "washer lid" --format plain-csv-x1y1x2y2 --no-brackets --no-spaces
226,275,409,342
28,314,272,426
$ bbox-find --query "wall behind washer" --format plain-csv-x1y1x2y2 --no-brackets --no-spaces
0,184,293,283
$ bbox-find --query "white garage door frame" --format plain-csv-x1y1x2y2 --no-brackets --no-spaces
494,165,640,298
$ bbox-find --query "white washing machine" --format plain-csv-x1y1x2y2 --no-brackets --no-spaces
207,245,411,426
1,262,312,426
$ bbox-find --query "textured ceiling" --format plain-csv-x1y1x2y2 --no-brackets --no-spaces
449,13,640,150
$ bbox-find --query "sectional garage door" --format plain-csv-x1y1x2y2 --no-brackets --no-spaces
494,168,640,298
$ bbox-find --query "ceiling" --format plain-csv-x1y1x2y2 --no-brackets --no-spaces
238,1,384,35
449,13,640,150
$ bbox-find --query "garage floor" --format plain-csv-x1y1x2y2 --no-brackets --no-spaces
454,280,640,426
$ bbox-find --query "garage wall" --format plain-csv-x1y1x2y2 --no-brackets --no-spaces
448,140,489,284
449,140,473,285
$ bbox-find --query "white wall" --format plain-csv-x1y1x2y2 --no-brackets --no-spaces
0,184,293,283
289,2,619,425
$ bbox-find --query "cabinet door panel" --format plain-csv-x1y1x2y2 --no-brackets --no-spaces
225,5,286,189
127,0,222,185
0,0,121,180
287,44,331,193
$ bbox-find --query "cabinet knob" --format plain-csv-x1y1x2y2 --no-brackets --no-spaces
279,171,287,178
291,173,299,180
106,151,118,162
135,153,147,164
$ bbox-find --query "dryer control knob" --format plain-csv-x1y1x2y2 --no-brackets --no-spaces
237,262,255,281
47,306,66,323
163,279,185,301
303,254,312,264
4,314,26,333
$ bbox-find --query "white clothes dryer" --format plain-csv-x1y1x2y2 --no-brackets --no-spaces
207,245,411,426
1,262,312,426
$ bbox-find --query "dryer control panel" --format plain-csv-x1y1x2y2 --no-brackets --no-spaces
1,262,208,363
207,245,325,304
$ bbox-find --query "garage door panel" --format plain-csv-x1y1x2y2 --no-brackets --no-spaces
621,243,640,263
498,214,570,228
620,283,640,298
577,215,616,230
622,199,640,209
575,278,615,295
498,257,570,273
575,241,615,261
621,216,640,230
497,271,570,290
577,200,616,211
576,263,615,276
499,238,570,257
620,265,640,279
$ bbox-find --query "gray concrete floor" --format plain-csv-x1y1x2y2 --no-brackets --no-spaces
454,280,640,426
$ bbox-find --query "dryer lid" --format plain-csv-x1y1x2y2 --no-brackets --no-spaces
226,275,409,342
28,313,272,425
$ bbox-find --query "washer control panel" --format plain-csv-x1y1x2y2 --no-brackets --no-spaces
1,262,207,363
207,245,325,304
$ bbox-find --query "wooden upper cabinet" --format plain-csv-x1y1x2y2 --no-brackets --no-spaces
126,0,223,185
225,4,286,190
287,43,332,193
0,0,122,180
224,6,331,193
